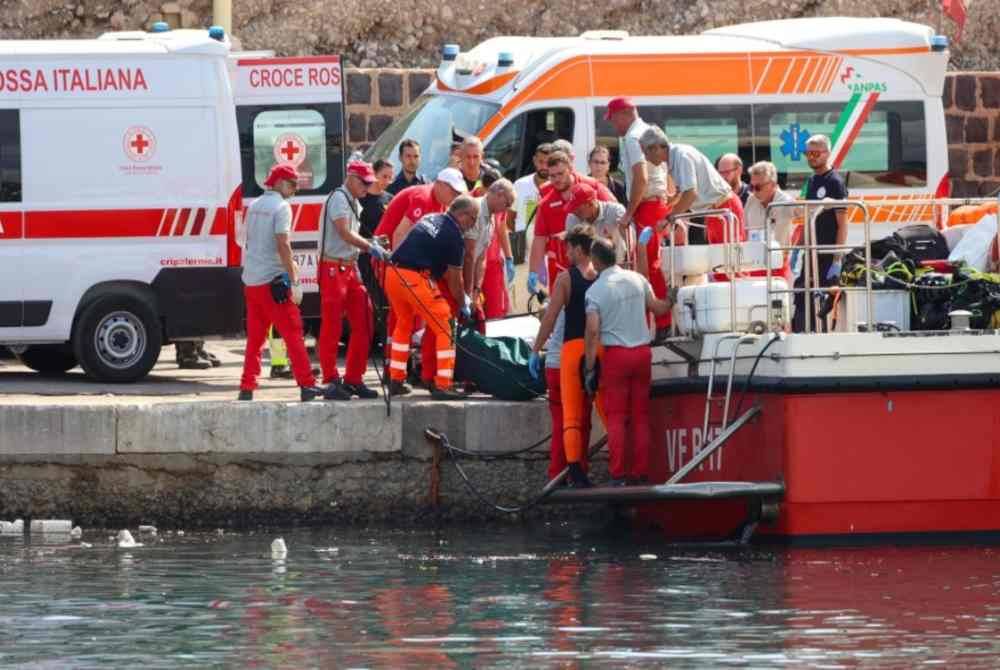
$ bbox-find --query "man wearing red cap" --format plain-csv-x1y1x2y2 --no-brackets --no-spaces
527,151,614,296
318,161,390,400
605,96,673,334
238,164,324,401
564,182,631,264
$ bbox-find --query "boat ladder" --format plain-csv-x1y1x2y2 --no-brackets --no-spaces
703,334,758,439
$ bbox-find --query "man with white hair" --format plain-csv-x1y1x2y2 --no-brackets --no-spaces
639,125,746,244
716,153,751,207
459,135,486,195
793,133,848,333
745,161,795,246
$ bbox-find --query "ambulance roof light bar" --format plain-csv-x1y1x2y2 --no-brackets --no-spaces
441,44,460,61
150,21,171,33
498,51,514,67
931,35,948,51
208,26,226,41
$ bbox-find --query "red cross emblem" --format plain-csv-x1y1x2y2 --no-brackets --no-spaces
273,133,307,167
123,126,156,162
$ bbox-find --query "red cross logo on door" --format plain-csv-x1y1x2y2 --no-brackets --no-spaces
273,133,307,168
123,126,157,162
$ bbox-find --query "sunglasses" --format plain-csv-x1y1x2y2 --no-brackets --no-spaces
805,150,827,158
750,182,773,192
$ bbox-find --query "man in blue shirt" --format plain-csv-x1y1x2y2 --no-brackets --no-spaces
385,195,480,400
386,139,427,196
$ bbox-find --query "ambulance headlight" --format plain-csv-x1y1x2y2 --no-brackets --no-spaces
208,26,226,41
441,44,460,62
150,21,170,33
931,35,948,52
498,52,514,67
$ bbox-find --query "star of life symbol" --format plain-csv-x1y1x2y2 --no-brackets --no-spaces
273,133,307,167
780,122,811,162
124,126,156,162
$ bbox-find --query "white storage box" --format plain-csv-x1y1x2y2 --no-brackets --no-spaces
835,289,911,332
675,278,790,335
663,244,710,275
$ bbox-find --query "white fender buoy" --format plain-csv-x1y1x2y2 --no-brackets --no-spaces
117,529,142,549
271,537,288,560
70,526,83,540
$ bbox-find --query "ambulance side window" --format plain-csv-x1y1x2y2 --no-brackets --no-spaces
0,110,21,202
484,108,574,180
237,104,345,198
753,101,927,191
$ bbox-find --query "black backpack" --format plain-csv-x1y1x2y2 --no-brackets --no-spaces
893,224,949,262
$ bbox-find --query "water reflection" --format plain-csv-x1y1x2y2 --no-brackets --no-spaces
0,528,998,668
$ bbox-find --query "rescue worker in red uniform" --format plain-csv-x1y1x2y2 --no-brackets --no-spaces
385,196,480,400
374,168,467,391
238,164,324,401
583,238,675,485
318,161,391,400
531,224,603,488
527,150,615,295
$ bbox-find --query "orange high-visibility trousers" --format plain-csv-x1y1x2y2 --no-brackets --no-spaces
559,338,604,465
385,267,456,390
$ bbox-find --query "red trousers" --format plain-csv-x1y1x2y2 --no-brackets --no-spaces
318,261,372,385
545,367,566,480
634,199,672,330
600,345,652,480
240,283,316,391
483,230,509,319
705,192,747,244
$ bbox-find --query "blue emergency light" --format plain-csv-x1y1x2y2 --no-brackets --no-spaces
498,52,514,67
150,21,170,33
442,44,460,61
931,35,948,51
208,26,226,41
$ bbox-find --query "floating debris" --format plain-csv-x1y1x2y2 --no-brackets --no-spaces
138,525,157,535
271,538,288,560
117,530,142,549
30,520,72,534
640,554,658,561
70,527,82,540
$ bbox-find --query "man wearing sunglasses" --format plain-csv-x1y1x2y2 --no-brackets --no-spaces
745,161,794,246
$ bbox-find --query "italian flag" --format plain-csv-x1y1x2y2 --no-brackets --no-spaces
799,90,880,195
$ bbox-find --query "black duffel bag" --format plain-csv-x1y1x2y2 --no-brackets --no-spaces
893,224,949,262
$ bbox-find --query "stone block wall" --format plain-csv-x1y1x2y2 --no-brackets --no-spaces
945,73,1000,198
344,69,434,157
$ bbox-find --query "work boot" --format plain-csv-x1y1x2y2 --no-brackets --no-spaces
429,384,464,401
269,365,293,379
300,386,325,402
388,380,412,396
344,383,379,399
322,381,352,401
237,390,253,401
567,462,593,488
178,358,211,370
608,478,628,487
198,349,222,368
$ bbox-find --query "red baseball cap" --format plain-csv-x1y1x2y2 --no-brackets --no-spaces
563,182,597,215
604,96,635,120
264,163,300,187
347,161,376,185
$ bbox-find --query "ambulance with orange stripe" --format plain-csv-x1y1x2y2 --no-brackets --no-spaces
0,26,345,382
367,17,950,243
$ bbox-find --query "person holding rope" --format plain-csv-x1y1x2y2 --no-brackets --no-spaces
527,150,615,295
531,224,602,488
317,161,390,400
385,196,480,400
584,238,675,485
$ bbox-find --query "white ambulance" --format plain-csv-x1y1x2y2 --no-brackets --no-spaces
0,27,345,382
367,17,951,240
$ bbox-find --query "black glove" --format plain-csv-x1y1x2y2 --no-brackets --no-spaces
270,274,291,304
580,358,600,396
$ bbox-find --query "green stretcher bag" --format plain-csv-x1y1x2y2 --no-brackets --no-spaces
453,326,547,401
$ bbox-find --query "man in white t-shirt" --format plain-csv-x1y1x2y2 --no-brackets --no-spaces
511,143,553,263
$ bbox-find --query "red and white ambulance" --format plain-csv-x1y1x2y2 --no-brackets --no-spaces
0,27,345,382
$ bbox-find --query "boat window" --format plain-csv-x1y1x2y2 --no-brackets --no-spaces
484,107,574,180
594,104,752,177
365,94,500,183
753,100,927,191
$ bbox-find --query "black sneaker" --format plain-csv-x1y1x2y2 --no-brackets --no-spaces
269,365,293,379
237,390,253,401
429,385,464,401
388,380,412,396
179,359,211,370
199,351,222,368
300,386,325,402
344,383,379,399
322,381,352,401
567,462,593,489
608,478,628,488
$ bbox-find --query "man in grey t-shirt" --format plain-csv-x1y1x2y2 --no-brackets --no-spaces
318,161,390,400
239,164,322,402
583,239,673,485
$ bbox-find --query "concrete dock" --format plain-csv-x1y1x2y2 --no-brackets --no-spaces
0,340,608,528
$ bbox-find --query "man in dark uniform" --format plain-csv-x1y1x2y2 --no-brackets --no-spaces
386,139,426,196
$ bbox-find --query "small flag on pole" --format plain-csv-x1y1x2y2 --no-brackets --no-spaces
941,0,968,42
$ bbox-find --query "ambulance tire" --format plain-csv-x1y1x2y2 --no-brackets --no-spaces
73,294,162,383
15,344,78,375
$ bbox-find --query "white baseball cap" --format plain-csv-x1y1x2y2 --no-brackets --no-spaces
436,167,468,194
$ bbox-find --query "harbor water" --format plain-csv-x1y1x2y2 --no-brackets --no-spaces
1,524,999,668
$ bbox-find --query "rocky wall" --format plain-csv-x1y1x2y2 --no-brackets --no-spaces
945,73,1000,198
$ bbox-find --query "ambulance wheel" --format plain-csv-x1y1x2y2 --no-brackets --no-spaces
73,294,162,383
15,344,78,375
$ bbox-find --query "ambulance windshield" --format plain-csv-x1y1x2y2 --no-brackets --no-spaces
365,94,500,180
